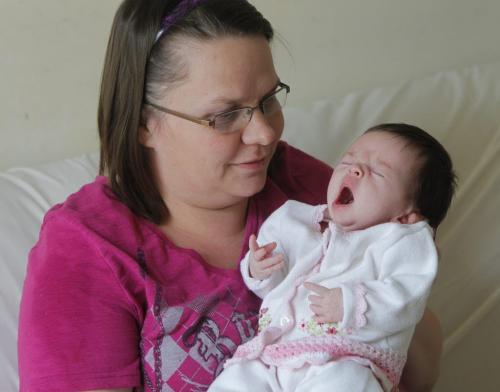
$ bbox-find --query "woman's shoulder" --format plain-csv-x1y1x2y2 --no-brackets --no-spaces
20,177,144,391
268,141,333,205
45,176,132,223
28,176,147,309
40,176,140,246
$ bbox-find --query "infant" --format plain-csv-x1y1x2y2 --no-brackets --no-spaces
209,123,456,392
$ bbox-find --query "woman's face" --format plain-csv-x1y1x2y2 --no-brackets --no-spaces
143,36,283,210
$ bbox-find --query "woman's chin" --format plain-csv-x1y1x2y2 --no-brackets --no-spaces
228,175,267,199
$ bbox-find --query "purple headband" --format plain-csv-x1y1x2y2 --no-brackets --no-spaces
155,0,206,42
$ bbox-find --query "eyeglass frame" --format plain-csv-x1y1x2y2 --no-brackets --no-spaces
143,82,290,133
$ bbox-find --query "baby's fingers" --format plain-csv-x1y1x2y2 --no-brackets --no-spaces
304,282,330,296
249,234,259,253
258,254,284,271
253,257,284,279
313,315,330,324
261,241,278,254
310,303,325,314
308,294,324,306
253,242,278,261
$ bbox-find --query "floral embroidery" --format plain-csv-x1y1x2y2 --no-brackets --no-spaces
258,307,272,332
299,318,352,336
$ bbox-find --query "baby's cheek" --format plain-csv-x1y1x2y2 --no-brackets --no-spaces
326,174,340,201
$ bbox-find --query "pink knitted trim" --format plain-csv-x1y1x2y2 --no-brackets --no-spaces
354,283,368,328
225,327,281,365
227,335,406,388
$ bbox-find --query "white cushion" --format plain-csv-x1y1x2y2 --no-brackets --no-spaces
0,153,98,390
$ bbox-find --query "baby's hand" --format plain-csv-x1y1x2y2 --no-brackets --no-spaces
304,282,344,323
248,234,284,280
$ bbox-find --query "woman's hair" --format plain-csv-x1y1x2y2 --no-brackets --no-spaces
365,123,457,229
98,0,274,224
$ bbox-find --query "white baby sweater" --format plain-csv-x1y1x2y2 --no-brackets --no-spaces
228,200,437,389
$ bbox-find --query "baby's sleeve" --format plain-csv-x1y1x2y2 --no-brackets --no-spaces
338,225,438,337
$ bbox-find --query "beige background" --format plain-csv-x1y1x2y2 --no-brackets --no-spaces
1,0,500,170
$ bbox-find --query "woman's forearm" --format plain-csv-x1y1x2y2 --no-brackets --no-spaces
400,308,443,392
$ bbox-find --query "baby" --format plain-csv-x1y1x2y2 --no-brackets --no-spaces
209,123,456,392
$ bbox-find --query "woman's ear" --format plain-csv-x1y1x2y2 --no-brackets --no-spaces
139,124,154,147
139,108,160,148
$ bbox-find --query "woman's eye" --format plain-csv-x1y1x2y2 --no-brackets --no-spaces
216,110,241,124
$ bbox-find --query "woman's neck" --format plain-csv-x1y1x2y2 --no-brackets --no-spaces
164,198,248,237
158,198,249,269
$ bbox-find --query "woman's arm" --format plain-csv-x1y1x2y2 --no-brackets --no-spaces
399,308,443,392
18,211,141,390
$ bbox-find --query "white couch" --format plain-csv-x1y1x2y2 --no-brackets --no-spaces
2,60,500,391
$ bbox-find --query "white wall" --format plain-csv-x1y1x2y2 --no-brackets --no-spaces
0,0,120,170
1,0,500,169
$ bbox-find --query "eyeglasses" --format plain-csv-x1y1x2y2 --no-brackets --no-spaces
144,82,290,134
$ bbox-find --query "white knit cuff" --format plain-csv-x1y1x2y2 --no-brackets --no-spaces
339,283,367,330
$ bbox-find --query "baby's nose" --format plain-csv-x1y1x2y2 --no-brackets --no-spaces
349,164,363,177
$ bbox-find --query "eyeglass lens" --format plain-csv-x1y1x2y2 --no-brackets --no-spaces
214,87,288,133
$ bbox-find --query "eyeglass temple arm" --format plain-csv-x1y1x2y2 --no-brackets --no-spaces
144,101,214,127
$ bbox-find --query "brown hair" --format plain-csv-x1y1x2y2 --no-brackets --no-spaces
98,0,274,224
365,123,457,229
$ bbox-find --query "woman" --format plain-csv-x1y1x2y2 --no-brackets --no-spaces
18,1,442,391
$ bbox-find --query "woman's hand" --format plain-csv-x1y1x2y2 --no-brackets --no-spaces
248,234,284,280
399,308,443,392
304,282,343,323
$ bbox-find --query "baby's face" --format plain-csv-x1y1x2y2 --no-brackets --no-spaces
327,131,421,231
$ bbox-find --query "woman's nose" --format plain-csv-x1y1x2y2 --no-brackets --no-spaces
241,110,280,146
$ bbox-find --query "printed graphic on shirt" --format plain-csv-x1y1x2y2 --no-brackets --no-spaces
141,283,258,391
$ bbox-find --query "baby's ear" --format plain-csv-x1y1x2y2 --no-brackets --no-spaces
395,211,424,225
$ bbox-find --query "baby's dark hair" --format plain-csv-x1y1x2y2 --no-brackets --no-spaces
365,123,457,229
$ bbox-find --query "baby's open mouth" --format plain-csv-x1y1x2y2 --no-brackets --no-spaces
335,186,354,205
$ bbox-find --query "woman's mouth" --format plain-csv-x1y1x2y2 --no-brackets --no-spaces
335,186,354,205
234,157,267,171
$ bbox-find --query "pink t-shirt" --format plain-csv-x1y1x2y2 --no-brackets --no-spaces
18,142,332,391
